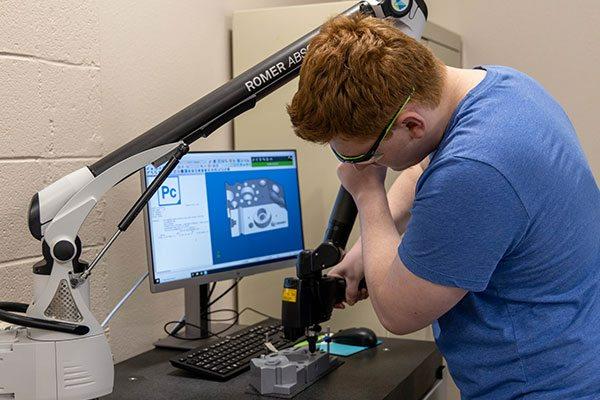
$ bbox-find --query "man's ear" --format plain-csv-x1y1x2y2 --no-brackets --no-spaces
397,112,426,139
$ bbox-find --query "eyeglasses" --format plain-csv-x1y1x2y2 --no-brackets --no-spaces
331,88,414,165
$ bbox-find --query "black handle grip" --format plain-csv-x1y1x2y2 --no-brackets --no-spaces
334,277,368,304
0,302,90,336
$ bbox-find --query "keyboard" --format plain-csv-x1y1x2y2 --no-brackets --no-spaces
170,318,295,380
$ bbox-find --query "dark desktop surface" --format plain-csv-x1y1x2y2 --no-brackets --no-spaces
104,336,443,400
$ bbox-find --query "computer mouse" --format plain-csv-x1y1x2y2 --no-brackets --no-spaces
331,327,378,348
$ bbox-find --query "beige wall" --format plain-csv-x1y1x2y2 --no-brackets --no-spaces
0,0,336,364
456,0,600,179
390,0,600,182
424,0,462,34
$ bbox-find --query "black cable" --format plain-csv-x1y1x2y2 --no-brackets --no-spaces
0,302,28,313
0,302,90,336
163,320,215,340
202,308,239,322
163,278,242,340
163,305,279,341
212,312,241,336
170,281,219,335
205,278,241,309
164,308,240,339
209,307,279,337
240,307,277,321
202,307,276,322
207,282,217,299
169,319,186,336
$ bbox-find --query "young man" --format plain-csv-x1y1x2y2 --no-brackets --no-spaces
287,15,600,400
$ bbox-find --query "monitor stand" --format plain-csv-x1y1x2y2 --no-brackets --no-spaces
154,283,244,350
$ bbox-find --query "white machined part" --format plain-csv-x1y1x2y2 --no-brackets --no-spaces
27,260,100,340
33,272,51,305
239,204,289,235
397,4,426,39
44,280,84,323
44,142,179,255
37,167,95,236
0,329,113,400
55,334,113,400
33,273,90,311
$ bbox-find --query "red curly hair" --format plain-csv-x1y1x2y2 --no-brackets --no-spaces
287,13,445,143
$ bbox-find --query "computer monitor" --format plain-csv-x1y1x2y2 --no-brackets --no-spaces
142,150,305,294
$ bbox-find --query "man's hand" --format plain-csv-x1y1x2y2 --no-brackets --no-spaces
328,253,369,308
331,163,385,307
337,163,387,203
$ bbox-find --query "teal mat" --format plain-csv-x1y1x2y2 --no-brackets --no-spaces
316,339,383,357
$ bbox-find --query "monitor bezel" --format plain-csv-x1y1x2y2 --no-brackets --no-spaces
141,149,305,293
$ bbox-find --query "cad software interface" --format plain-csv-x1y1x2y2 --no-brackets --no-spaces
144,151,304,285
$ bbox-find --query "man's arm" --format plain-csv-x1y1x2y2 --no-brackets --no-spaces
337,162,466,335
333,160,428,306
390,160,429,232
342,162,427,266
354,174,466,334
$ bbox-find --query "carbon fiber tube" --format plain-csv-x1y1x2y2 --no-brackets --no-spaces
324,187,358,249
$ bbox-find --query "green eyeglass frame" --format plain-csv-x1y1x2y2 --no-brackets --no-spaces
331,88,414,164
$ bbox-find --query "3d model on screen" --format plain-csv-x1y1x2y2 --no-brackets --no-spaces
227,179,288,237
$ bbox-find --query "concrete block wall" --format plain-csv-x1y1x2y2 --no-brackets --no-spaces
0,1,110,319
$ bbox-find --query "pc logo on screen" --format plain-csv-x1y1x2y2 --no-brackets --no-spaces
158,177,181,206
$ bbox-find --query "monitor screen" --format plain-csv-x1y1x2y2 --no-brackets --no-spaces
142,150,304,291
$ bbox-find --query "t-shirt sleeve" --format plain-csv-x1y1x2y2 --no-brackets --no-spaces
398,156,529,292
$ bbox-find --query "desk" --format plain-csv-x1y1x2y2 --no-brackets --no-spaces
104,338,443,400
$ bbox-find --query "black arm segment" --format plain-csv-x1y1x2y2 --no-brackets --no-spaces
0,302,90,336
324,187,358,250
89,2,370,177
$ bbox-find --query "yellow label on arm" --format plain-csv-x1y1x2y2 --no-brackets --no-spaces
282,288,297,303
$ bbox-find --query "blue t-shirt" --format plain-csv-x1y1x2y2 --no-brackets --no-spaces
398,66,600,399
